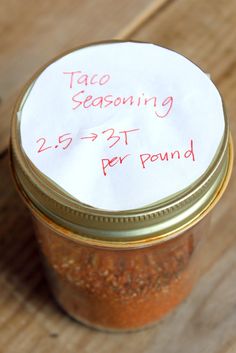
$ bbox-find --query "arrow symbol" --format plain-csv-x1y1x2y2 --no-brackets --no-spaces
80,133,98,142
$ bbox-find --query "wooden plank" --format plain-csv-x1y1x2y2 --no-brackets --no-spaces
115,0,173,39
0,0,167,154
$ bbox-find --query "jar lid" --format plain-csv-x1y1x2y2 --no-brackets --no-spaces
10,40,233,245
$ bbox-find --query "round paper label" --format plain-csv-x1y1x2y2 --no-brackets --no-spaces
19,42,225,211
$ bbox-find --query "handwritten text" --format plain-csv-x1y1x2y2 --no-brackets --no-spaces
63,70,174,119
101,139,196,176
36,133,72,153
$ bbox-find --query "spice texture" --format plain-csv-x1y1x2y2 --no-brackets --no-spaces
33,213,209,331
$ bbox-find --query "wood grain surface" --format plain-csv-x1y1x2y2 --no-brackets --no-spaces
0,0,236,352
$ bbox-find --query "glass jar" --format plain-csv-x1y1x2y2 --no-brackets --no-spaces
29,208,211,331
10,41,233,331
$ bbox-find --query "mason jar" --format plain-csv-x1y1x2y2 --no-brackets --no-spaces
10,41,233,331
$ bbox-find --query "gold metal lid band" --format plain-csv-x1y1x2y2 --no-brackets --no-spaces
10,41,233,244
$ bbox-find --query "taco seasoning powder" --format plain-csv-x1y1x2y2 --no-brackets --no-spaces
10,41,233,331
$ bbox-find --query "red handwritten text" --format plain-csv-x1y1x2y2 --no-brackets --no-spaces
81,128,140,148
36,133,72,153
80,132,98,142
101,154,131,176
72,90,173,119
63,70,110,88
140,139,195,168
101,139,195,176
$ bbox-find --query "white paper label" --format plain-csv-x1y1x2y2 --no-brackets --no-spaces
19,42,225,211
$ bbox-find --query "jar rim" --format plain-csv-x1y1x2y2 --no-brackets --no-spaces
10,40,233,243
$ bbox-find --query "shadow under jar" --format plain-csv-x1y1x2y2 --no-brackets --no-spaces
10,41,233,332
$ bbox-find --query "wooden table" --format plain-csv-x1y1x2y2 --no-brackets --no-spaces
0,0,236,352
